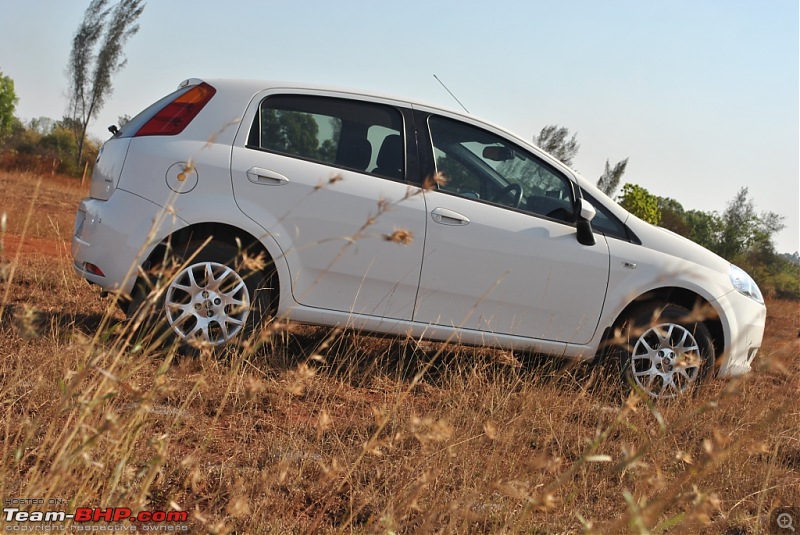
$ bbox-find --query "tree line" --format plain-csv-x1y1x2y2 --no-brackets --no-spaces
0,0,143,177
533,124,798,300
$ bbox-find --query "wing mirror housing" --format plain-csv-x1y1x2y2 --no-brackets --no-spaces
576,199,596,246
578,198,596,222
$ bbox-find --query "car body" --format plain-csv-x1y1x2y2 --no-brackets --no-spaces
72,78,766,397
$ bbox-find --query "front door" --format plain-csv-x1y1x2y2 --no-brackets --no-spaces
413,114,609,344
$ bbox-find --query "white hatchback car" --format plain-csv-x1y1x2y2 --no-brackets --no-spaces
72,78,766,398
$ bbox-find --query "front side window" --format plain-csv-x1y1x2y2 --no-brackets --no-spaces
429,116,575,221
248,95,405,180
580,188,630,240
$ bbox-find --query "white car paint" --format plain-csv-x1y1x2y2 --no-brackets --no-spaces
72,78,766,383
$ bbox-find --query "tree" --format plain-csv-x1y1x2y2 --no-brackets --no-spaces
531,124,629,196
618,183,661,225
533,125,580,167
781,252,800,266
28,116,55,136
681,209,722,251
656,196,691,237
40,126,80,175
717,187,784,260
0,70,18,139
596,157,629,196
67,0,145,166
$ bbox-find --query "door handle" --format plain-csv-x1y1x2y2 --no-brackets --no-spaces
431,207,470,226
246,167,289,185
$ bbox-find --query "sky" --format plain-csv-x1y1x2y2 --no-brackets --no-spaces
1,0,798,253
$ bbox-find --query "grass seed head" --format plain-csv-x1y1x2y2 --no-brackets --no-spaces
384,228,413,246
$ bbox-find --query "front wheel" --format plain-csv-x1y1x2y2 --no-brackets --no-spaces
618,303,715,399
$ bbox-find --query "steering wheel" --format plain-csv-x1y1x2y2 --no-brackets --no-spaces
495,183,523,208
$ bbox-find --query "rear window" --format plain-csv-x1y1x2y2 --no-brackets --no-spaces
247,95,406,180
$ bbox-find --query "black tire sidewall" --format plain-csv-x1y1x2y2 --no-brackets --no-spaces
619,303,715,398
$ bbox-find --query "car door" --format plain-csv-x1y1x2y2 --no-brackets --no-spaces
413,113,610,345
230,92,426,321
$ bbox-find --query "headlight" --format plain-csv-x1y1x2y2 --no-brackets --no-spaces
729,264,764,304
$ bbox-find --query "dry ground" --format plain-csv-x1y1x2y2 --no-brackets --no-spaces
0,170,798,533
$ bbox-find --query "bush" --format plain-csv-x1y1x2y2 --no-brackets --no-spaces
0,119,97,177
619,183,661,225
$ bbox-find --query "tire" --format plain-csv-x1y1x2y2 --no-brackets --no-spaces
127,240,275,350
617,303,715,399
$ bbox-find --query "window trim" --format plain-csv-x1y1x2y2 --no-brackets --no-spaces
245,94,414,183
579,188,641,243
423,112,580,226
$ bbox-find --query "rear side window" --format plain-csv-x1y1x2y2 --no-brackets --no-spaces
248,95,405,180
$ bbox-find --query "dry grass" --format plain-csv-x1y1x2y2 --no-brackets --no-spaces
0,170,798,533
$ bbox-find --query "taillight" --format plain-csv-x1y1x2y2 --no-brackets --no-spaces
134,82,216,137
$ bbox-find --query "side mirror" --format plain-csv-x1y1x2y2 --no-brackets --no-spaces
576,199,596,246
578,198,596,222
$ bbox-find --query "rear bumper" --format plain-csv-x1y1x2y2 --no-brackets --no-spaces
72,190,187,296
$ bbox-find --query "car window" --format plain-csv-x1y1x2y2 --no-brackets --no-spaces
248,95,405,180
579,188,630,240
428,116,574,221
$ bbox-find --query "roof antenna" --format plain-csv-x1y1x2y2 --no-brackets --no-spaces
433,74,469,114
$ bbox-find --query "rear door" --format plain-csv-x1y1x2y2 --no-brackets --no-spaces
231,92,426,321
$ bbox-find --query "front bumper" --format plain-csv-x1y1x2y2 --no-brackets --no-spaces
72,189,187,297
714,288,767,378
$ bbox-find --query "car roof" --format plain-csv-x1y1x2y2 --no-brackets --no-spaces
192,77,541,157
185,77,466,116
186,77,633,224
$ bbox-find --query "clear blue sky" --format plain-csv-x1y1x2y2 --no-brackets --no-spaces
1,0,798,253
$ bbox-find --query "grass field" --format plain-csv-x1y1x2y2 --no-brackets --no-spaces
0,170,798,533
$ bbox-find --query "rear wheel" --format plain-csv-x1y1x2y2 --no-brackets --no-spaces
165,259,250,346
129,240,275,349
617,303,715,399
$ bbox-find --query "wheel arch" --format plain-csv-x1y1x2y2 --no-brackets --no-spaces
139,221,283,308
600,286,725,372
